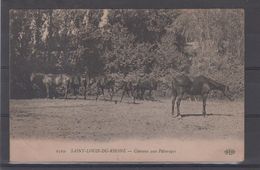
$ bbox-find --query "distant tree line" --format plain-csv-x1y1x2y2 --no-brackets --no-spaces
10,9,244,99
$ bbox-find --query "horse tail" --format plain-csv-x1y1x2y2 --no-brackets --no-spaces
202,76,225,90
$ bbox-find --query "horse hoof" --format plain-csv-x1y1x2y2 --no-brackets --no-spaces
177,115,182,119
172,114,180,118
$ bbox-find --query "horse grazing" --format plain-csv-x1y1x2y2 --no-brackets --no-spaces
171,75,233,117
30,73,71,99
95,75,115,101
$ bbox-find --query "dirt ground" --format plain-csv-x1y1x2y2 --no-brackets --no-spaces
10,97,244,142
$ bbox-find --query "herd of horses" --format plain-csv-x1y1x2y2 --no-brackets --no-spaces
30,73,233,117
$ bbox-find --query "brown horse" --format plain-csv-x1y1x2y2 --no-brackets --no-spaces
95,75,115,101
80,74,96,100
30,73,71,99
137,77,158,100
70,74,82,99
171,75,233,117
119,80,139,103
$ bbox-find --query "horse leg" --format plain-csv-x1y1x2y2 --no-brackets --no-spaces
51,85,56,99
74,87,78,100
96,87,100,101
64,83,69,99
132,90,136,103
77,87,79,99
71,86,74,98
84,85,87,100
171,86,177,116
136,89,140,99
64,80,69,99
130,89,136,104
75,86,79,99
176,94,183,117
202,94,208,116
171,95,176,116
148,89,152,100
102,88,106,100
133,96,136,104
120,90,125,102
54,86,58,99
110,88,114,101
46,85,50,99
141,89,145,100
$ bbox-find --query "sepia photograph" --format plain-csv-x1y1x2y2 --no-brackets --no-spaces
9,9,244,163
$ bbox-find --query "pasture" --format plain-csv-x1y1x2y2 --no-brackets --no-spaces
10,97,244,141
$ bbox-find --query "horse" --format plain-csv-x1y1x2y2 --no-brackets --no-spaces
70,74,81,99
95,75,115,101
30,73,71,99
119,80,139,103
119,75,159,103
80,75,88,100
79,74,96,100
137,77,158,100
30,73,46,98
171,74,233,117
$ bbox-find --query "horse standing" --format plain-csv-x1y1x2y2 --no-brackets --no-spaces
171,75,233,117
70,75,81,99
80,75,88,100
30,73,46,97
119,80,139,103
95,75,115,101
80,74,96,100
137,77,158,100
30,73,71,99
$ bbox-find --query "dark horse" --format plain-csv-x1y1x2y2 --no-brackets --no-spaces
171,75,233,117
70,74,81,99
119,80,139,103
30,73,71,99
137,77,158,100
119,76,158,103
80,74,96,100
95,75,115,101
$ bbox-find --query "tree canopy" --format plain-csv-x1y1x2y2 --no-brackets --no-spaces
10,9,244,99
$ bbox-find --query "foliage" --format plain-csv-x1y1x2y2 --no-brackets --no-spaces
9,9,244,99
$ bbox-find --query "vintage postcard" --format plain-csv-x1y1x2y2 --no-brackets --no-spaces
9,9,244,163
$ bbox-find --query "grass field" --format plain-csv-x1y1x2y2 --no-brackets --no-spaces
10,97,244,141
